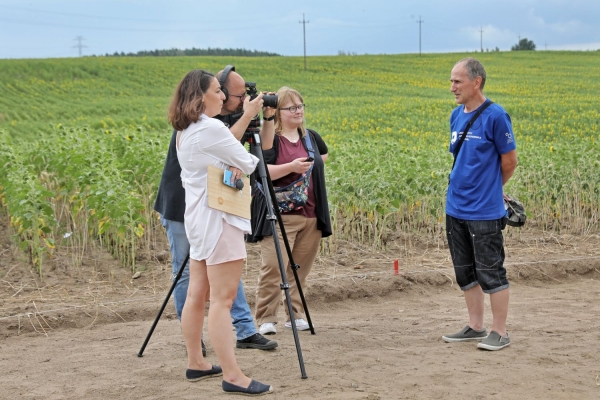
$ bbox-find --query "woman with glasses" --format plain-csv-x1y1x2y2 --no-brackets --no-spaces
170,69,273,396
251,86,332,335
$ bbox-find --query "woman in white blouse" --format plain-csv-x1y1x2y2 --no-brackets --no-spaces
168,69,273,396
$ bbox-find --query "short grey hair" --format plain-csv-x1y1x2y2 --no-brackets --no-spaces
455,57,486,90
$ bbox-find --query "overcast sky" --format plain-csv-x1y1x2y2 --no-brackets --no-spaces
1,0,599,59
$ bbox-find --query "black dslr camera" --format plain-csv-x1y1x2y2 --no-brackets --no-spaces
236,82,278,144
245,82,278,108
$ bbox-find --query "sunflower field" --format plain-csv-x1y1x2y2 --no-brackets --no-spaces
1,51,598,276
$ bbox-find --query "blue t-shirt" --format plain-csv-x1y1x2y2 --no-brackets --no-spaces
446,100,516,220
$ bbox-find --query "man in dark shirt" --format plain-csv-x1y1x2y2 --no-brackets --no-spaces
154,66,277,351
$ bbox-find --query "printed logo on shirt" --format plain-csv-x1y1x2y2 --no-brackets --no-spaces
505,132,514,144
451,131,482,145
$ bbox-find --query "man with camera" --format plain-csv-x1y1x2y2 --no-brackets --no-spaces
154,65,278,353
442,58,518,351
216,66,278,142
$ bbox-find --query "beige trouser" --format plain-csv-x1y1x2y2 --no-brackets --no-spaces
255,215,321,325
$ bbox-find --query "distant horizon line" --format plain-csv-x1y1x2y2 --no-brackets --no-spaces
1,48,599,61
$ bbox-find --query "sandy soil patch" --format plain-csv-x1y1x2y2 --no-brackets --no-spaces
1,216,599,399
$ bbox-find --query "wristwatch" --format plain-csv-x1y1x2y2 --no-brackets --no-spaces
263,115,275,121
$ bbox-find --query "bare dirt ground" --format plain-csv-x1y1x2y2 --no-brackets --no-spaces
1,215,600,400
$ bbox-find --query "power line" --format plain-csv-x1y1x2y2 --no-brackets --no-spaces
72,36,87,57
0,17,288,34
425,20,456,33
1,4,416,28
479,26,484,52
299,13,309,71
417,16,424,57
310,23,410,31
0,4,268,25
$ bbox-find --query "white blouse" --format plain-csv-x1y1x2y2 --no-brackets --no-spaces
177,114,258,261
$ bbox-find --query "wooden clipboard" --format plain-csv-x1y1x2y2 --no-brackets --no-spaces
207,165,251,219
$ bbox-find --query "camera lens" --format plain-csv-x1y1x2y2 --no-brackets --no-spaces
263,94,278,108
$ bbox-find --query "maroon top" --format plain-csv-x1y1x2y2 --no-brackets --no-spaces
273,135,316,218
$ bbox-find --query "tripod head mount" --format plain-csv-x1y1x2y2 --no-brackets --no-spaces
228,110,262,145
241,128,261,145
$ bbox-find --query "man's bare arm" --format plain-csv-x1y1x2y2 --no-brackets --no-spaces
501,150,518,185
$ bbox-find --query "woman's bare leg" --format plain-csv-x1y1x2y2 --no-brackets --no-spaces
207,259,251,387
181,258,212,370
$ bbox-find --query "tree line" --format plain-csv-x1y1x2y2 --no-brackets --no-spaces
94,47,281,57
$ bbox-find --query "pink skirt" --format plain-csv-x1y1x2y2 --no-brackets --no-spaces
205,220,247,266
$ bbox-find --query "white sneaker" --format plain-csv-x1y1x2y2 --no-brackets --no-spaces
259,322,277,335
284,318,310,331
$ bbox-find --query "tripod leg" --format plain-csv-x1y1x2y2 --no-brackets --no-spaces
270,183,316,335
268,222,308,379
137,254,189,357
249,132,308,378
288,263,314,334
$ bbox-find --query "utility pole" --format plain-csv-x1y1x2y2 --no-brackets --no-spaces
479,26,484,52
72,36,87,57
417,16,424,57
299,13,309,71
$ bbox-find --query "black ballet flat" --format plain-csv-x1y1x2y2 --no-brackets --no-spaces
222,379,273,396
185,365,223,382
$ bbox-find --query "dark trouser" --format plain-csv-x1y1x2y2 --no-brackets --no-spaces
445,215,509,294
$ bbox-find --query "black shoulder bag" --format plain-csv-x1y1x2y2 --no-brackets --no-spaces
257,131,315,213
448,100,493,183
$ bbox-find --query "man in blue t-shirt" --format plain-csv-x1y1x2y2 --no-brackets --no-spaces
441,58,518,351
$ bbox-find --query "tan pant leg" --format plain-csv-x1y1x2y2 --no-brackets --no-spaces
282,217,320,321
255,216,298,325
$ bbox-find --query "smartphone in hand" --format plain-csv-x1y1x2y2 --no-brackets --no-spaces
223,169,244,190
305,156,314,162
223,169,236,188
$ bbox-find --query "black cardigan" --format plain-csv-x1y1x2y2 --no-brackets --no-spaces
153,114,238,222
248,128,332,242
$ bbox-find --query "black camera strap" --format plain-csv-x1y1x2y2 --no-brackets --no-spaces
303,129,315,160
450,99,493,173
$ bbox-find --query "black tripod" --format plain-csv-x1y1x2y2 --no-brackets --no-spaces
138,130,314,379
246,129,316,378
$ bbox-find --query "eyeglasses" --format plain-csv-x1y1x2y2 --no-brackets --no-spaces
229,93,246,101
280,104,305,113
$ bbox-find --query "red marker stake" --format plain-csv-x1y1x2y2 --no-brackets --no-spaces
394,259,399,275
